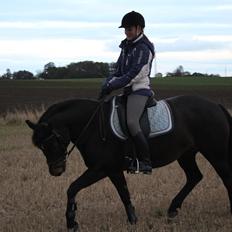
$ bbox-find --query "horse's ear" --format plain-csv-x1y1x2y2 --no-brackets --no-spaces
25,120,37,130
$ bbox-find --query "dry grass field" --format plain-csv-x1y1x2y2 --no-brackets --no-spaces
1,110,232,232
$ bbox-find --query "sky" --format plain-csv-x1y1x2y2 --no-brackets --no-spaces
0,0,232,76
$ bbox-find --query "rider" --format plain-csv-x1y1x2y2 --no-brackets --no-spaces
99,11,155,174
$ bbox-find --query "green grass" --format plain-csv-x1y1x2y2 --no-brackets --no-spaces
1,77,232,90
151,77,232,89
0,78,103,89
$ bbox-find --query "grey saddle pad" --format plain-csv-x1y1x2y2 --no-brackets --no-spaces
110,97,173,140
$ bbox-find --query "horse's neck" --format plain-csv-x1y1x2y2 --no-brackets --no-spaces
59,99,99,139
65,100,109,145
42,99,98,127
70,100,99,126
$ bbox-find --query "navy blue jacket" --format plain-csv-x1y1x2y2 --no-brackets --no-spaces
107,33,155,96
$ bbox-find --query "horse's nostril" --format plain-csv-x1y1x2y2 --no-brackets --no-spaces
50,169,63,176
49,167,61,176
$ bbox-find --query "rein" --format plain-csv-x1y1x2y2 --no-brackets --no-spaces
65,99,106,159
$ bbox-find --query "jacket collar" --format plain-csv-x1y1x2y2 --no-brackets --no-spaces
119,33,155,57
132,33,144,43
119,33,144,48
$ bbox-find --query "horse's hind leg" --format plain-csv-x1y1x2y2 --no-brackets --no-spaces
205,156,232,214
168,150,203,218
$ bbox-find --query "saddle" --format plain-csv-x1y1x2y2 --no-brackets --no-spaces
110,95,173,140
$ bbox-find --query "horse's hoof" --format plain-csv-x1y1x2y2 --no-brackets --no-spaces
128,215,138,225
167,210,178,218
67,222,79,232
126,204,138,225
67,226,79,232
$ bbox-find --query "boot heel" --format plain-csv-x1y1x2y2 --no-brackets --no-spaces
142,170,152,175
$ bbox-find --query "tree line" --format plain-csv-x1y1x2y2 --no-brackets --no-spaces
155,65,220,78
0,61,115,80
0,62,222,80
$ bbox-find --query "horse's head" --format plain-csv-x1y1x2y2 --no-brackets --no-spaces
26,120,70,176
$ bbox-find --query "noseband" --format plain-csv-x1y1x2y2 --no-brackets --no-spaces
40,130,68,166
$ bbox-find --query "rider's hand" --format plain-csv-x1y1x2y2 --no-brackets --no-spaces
98,82,112,100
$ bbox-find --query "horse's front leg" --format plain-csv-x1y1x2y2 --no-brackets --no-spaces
66,169,106,232
108,171,137,224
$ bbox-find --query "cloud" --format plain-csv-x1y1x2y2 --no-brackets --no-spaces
148,22,232,29
158,50,232,63
0,38,118,60
1,36,231,68
193,35,232,42
152,35,232,53
0,21,117,29
0,37,118,73
209,4,232,11
0,1,232,76
1,20,231,30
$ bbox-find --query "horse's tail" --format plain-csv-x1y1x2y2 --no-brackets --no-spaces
219,104,232,168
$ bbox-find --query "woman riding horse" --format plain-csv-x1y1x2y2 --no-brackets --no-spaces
99,11,155,174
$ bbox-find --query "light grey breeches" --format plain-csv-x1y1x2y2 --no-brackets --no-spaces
126,94,149,136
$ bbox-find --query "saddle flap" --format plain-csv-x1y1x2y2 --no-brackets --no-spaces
147,100,173,136
110,96,173,140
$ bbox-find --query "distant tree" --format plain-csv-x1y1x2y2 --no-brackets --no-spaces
183,71,191,76
2,68,12,79
38,61,110,79
40,66,67,79
166,72,174,77
173,65,184,77
165,66,193,77
13,70,34,79
192,72,205,77
209,74,220,78
155,72,163,78
66,61,109,78
35,70,43,79
44,62,56,72
109,62,117,75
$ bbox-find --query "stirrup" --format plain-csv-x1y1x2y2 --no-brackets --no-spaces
127,158,140,174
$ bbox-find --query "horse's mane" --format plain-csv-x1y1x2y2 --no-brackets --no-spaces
39,98,98,123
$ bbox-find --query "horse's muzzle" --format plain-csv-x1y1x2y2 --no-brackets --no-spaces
49,161,66,176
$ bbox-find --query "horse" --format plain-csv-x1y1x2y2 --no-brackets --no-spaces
26,95,232,232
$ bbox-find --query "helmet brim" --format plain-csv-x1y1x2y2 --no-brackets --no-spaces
118,24,132,28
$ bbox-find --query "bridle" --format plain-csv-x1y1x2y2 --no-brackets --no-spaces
40,130,69,166
40,100,106,167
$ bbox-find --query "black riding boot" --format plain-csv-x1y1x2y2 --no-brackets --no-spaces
132,131,152,174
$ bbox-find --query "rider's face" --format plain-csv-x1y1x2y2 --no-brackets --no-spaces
124,26,142,40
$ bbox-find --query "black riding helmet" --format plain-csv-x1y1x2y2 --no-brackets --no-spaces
119,11,145,29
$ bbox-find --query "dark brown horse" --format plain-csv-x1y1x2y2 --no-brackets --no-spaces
26,95,232,232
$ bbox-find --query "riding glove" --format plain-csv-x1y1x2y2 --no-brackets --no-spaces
98,82,113,100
